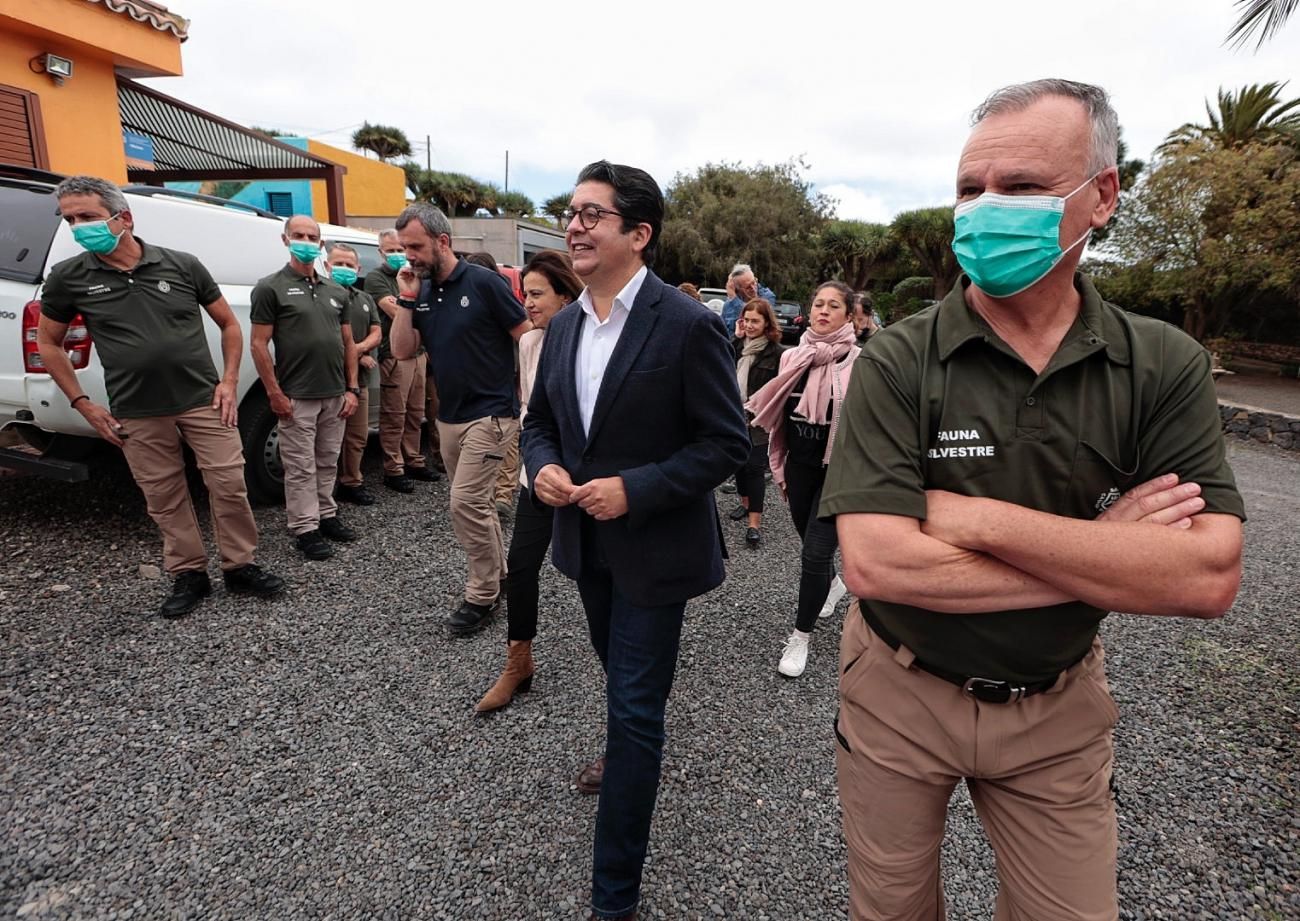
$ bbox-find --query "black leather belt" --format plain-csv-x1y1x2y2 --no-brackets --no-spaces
862,609,1060,704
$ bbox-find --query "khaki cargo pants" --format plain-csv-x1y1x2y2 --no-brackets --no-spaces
378,354,428,476
118,404,258,574
437,415,517,605
835,603,1119,921
278,395,346,535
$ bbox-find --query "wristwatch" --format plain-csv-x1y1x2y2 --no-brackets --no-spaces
347,387,362,396
397,296,417,309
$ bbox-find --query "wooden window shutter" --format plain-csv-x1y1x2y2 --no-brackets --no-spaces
0,85,50,170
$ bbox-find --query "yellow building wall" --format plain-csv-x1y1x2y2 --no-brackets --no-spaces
0,0,183,182
306,139,406,227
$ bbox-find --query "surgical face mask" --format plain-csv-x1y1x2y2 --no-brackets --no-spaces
951,174,1099,298
288,240,321,264
385,252,408,270
71,215,124,255
330,266,358,287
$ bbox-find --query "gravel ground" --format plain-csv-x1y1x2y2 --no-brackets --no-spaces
1,438,1296,920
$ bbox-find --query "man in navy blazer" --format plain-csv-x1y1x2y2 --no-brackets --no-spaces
522,161,749,921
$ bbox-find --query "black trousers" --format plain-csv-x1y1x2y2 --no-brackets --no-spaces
733,441,769,515
785,461,838,633
504,490,555,642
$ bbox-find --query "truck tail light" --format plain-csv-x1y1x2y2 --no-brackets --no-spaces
22,300,92,373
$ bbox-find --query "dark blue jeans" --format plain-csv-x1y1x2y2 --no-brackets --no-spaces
577,564,686,920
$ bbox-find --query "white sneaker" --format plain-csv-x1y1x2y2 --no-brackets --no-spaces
819,575,847,619
778,630,811,678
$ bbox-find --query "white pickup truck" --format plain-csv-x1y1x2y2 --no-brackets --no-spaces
0,165,383,504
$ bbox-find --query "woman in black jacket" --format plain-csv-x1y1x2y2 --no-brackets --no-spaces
729,298,786,547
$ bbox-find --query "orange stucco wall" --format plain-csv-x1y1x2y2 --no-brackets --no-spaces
0,0,183,181
0,0,183,77
306,139,407,227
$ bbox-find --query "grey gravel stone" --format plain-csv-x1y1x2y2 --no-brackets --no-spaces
0,439,1295,919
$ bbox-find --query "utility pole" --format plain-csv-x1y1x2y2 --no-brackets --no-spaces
426,135,431,171
504,149,509,192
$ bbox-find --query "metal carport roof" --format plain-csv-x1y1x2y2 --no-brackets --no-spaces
116,78,346,223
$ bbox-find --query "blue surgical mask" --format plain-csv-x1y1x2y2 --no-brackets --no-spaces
385,252,408,270
71,215,124,255
951,174,1098,298
330,266,358,287
288,240,321,264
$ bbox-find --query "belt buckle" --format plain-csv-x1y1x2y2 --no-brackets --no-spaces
962,676,1026,704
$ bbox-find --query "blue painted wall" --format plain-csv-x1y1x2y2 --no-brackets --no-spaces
167,137,313,217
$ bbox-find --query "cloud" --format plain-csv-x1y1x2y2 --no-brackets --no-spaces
146,0,1300,220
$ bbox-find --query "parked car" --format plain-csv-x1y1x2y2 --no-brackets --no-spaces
0,164,380,504
773,301,806,344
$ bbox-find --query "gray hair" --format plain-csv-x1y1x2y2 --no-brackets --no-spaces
396,203,452,240
971,78,1119,176
377,228,400,244
730,263,754,279
324,241,357,258
54,176,129,215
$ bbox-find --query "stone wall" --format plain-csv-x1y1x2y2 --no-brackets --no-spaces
1219,403,1300,451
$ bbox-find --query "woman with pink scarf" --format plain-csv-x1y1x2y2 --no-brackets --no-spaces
745,281,861,678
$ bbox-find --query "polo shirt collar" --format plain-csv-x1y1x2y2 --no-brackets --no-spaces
279,262,318,283
936,274,1130,367
577,265,648,321
84,236,161,272
443,258,468,285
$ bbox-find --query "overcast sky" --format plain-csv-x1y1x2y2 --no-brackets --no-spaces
142,0,1300,223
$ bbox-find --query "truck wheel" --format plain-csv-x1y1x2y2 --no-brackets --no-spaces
238,391,285,506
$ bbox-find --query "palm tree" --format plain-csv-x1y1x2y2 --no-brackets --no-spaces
1227,0,1298,49
1160,82,1300,152
542,192,571,225
351,122,413,161
495,190,535,217
890,207,959,300
819,221,900,291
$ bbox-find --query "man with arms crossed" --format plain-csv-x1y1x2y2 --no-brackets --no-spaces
522,161,749,921
364,229,441,492
822,79,1245,921
37,176,284,617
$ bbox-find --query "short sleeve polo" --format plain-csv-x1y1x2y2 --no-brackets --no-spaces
250,265,347,399
411,259,527,423
820,274,1246,684
40,240,222,419
344,288,380,387
363,263,403,360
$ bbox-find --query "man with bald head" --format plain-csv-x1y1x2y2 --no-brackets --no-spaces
250,214,361,561
822,79,1245,919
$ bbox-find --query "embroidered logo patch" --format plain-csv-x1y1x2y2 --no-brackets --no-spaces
87,284,112,296
1094,487,1121,514
156,280,171,293
460,296,470,307
926,428,997,459
330,298,340,309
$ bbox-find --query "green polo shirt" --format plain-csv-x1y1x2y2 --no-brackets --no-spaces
41,240,222,419
821,274,1246,684
363,263,401,360
344,287,380,387
250,265,347,399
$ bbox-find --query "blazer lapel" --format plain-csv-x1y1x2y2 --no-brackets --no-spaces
584,275,662,448
555,306,585,446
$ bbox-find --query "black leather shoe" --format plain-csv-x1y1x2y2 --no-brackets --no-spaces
223,563,285,598
336,484,375,506
447,597,499,636
161,569,210,618
319,516,357,543
406,465,442,482
296,530,333,560
745,527,762,548
728,504,748,521
384,474,415,493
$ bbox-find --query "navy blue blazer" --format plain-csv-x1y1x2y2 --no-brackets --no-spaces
521,270,750,608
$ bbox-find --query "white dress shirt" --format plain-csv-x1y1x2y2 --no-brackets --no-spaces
574,265,647,434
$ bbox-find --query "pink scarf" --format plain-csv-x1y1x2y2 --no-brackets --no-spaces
745,322,858,431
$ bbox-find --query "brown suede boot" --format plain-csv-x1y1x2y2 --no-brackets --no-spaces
475,640,535,713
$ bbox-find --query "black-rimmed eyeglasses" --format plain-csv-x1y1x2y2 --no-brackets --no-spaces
560,204,624,231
